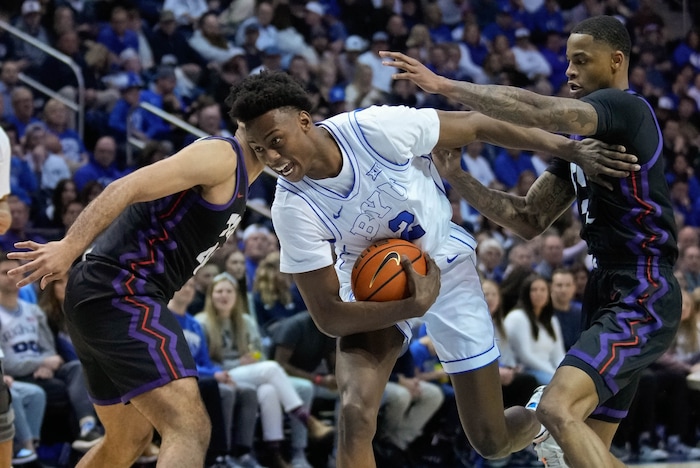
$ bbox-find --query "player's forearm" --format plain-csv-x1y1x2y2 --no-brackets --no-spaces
309,299,426,338
443,170,546,240
474,117,578,159
62,178,133,259
436,79,568,132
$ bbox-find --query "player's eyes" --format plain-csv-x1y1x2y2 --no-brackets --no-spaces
270,137,281,146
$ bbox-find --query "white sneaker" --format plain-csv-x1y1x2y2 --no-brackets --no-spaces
535,436,569,467
526,385,549,443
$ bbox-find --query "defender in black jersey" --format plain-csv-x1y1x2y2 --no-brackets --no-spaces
384,15,677,468
7,135,265,467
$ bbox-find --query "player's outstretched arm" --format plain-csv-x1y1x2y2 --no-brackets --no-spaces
381,51,599,136
8,138,242,288
432,148,575,240
437,111,639,189
294,255,440,338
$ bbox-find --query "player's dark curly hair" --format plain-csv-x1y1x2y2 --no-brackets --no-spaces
226,71,313,124
571,15,631,58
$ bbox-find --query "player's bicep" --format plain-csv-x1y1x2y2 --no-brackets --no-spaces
543,99,598,136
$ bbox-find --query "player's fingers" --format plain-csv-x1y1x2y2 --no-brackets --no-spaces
11,241,42,252
14,268,48,288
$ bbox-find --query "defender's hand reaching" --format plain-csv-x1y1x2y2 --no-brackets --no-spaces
379,51,444,94
574,139,640,190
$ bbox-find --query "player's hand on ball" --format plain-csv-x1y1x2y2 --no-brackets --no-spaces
403,253,440,315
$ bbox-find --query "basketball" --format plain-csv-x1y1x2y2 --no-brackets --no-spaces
351,239,427,302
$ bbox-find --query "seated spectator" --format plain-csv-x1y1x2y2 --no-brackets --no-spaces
344,63,387,111
169,279,261,468
195,273,332,468
5,376,45,465
0,252,102,453
163,0,208,30
378,348,443,457
476,237,505,283
44,178,77,229
231,2,278,50
0,195,46,253
492,146,536,190
96,6,139,67
107,72,165,143
12,0,50,72
531,0,565,36
357,32,395,94
252,251,307,336
189,12,246,67
147,10,206,80
139,66,182,139
550,268,582,351
188,262,220,316
7,88,41,139
512,28,551,82
670,177,700,227
72,136,123,192
455,23,489,84
183,98,233,146
679,245,700,292
503,274,566,385
242,223,272,291
673,29,700,73
0,62,21,122
42,99,89,173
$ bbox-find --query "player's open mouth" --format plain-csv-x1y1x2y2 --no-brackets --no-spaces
568,82,582,92
274,162,294,176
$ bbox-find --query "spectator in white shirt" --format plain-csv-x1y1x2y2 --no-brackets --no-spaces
512,28,551,81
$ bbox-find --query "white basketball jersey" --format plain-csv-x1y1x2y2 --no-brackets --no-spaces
272,106,476,288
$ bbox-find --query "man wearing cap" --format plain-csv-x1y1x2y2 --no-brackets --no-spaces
512,28,551,81
358,32,396,93
338,35,366,83
12,0,50,70
140,66,182,139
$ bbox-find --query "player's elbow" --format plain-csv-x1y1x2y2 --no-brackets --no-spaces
306,309,341,338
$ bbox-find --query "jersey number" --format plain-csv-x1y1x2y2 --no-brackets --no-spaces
389,211,425,240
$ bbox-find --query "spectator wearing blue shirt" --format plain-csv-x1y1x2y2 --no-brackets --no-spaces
97,6,139,67
139,66,182,140
532,0,564,36
0,194,46,253
672,29,700,73
493,147,536,189
43,99,89,172
72,136,123,191
482,7,517,46
7,87,41,139
108,72,163,143
539,31,568,92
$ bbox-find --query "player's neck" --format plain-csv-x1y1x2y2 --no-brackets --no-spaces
307,127,342,179
0,294,18,311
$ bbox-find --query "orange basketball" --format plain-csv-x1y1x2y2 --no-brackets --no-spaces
351,239,427,302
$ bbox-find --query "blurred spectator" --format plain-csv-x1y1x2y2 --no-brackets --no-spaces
252,251,306,336
423,3,451,44
242,223,271,291
379,350,443,456
44,178,77,228
0,253,102,453
12,0,50,71
189,12,246,67
512,28,550,81
344,63,387,110
77,180,103,205
140,66,182,136
404,24,432,63
72,136,122,191
493,146,536,189
482,7,517,46
163,0,209,30
147,10,206,78
531,0,564,35
169,279,262,468
503,274,566,385
0,62,21,122
188,262,221,316
533,230,564,280
678,226,700,253
37,132,72,192
679,245,700,292
510,169,536,197
387,78,419,107
96,6,139,68
476,237,505,283
234,1,278,52
0,12,20,65
550,268,582,352
357,32,395,94
670,177,700,227
0,194,46,252
250,46,283,75
337,35,366,84
134,140,172,170
455,23,489,84
7,87,41,139
673,29,700,73
125,6,155,71
59,199,84,236
6,376,45,465
195,273,332,468
43,99,88,172
239,24,263,72
108,72,163,142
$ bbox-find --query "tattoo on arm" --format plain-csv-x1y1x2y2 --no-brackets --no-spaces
450,83,598,135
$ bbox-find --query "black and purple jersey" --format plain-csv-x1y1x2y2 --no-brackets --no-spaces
547,88,678,265
87,136,249,299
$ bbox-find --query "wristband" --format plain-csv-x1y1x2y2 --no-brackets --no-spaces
313,374,324,385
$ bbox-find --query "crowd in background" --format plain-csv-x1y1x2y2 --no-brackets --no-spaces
0,0,699,466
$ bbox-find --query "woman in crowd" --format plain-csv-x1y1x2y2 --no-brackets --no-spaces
503,274,566,385
196,273,333,468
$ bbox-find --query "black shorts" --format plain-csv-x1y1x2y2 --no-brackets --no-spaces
561,261,681,423
64,260,197,405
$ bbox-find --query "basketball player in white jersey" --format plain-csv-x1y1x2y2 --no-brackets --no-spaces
227,71,638,467
0,126,16,466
